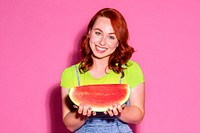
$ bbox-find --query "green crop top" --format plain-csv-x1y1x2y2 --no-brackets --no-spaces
60,60,144,89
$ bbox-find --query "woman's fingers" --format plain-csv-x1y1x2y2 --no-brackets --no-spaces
106,103,125,116
112,104,119,115
121,104,126,109
73,105,78,108
117,103,125,113
76,103,83,114
104,111,107,115
87,107,92,116
76,103,125,117
76,104,95,117
92,111,96,116
83,106,87,115
107,108,114,116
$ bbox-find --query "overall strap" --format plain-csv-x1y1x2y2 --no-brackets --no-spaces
120,71,130,106
74,65,80,86
119,64,126,84
119,73,122,84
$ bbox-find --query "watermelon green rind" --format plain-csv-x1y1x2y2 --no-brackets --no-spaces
69,84,130,112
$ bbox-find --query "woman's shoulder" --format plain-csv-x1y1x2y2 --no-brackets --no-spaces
124,60,144,75
126,60,141,68
62,62,81,73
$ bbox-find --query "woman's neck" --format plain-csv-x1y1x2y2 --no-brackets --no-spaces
91,56,109,70
89,56,110,78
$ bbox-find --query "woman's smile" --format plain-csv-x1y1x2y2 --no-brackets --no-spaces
95,45,108,53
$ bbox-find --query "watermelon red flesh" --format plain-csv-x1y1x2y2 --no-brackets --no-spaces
69,84,130,112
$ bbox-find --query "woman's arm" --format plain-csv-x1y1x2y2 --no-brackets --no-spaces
106,82,145,124
61,87,90,132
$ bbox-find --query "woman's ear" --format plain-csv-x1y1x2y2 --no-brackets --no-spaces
116,42,119,47
88,30,91,37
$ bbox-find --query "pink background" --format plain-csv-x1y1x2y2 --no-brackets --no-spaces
1,0,200,133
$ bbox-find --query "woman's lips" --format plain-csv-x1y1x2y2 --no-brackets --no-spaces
95,45,107,53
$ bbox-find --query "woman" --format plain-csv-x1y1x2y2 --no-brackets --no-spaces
60,8,145,133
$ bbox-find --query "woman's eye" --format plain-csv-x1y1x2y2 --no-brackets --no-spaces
108,36,115,40
95,32,101,35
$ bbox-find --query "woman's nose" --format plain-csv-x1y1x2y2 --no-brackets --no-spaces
100,36,106,45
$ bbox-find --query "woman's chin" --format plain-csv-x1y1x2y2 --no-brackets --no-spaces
92,54,110,59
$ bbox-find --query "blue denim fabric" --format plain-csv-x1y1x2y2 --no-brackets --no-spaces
75,113,133,133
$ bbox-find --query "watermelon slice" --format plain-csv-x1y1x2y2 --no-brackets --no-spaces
69,84,130,112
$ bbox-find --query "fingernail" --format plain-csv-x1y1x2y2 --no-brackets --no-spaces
93,112,96,116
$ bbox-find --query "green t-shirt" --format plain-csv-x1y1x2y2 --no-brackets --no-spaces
60,60,144,89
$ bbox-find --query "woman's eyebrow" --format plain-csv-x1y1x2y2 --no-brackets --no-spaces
93,28,115,35
93,28,102,32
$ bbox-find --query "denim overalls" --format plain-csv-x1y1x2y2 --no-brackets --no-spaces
74,66,133,133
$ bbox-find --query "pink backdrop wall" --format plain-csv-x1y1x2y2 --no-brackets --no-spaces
1,0,200,133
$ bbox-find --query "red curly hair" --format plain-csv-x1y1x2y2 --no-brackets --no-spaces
79,8,134,77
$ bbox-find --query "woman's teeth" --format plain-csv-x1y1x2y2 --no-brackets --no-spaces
96,46,107,51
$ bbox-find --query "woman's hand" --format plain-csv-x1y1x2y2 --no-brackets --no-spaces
73,104,96,117
104,103,126,116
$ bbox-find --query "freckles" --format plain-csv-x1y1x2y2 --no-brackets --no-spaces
92,38,100,42
108,43,118,48
90,36,100,43
89,37,95,44
90,40,98,46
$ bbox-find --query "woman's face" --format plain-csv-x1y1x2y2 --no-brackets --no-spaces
89,17,118,59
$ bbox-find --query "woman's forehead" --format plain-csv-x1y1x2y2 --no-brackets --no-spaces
92,17,115,34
